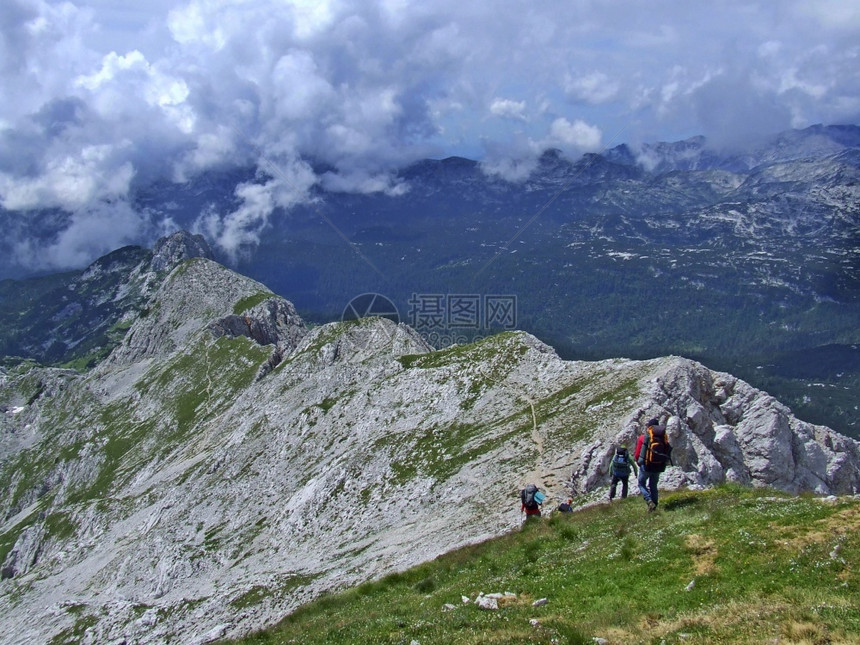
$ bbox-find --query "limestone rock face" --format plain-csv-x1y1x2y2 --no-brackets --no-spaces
209,296,308,377
1,259,858,645
150,231,213,273
99,258,295,369
1,523,45,580
0,231,217,369
626,361,860,495
209,298,305,349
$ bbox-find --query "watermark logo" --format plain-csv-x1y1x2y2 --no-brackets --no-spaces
408,293,517,331
339,292,402,354
342,292,400,324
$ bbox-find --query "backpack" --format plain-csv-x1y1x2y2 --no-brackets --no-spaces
611,449,630,477
521,484,539,510
644,425,672,472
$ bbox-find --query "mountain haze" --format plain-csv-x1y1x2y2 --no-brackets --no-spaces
1,255,858,643
1,126,857,438
144,125,860,436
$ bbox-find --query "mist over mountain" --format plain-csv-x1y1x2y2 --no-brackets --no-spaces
241,125,859,436
1,125,858,437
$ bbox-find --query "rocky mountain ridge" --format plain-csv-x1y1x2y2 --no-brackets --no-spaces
1,256,858,644
238,124,858,436
0,231,212,369
1,125,858,439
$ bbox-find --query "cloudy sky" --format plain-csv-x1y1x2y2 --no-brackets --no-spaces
1,0,859,272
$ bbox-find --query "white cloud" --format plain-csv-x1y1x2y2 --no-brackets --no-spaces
1,0,859,273
547,118,602,152
478,118,602,182
321,169,408,195
0,0,98,120
193,158,318,262
288,0,337,39
270,50,335,121
173,125,238,180
166,1,226,49
490,98,527,121
12,199,146,271
564,71,619,105
479,154,539,183
0,143,135,210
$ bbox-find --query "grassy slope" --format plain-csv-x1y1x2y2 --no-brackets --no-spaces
223,486,859,645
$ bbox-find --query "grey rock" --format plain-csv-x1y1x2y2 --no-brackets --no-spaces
209,296,307,378
209,298,305,350
99,258,288,369
1,523,46,579
150,231,213,273
0,231,213,370
475,596,498,610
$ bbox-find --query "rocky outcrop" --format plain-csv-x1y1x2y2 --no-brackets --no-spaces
574,360,860,497
0,259,858,645
209,297,307,378
99,257,300,370
0,230,216,369
1,523,45,580
0,365,80,467
150,231,213,273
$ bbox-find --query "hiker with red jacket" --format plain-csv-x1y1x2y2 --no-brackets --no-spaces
634,417,673,512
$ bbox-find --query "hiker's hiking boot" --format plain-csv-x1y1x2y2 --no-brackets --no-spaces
647,500,657,512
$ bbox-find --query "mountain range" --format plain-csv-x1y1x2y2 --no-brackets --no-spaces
1,248,858,643
2,124,857,438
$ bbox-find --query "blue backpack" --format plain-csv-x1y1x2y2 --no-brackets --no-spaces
612,449,631,477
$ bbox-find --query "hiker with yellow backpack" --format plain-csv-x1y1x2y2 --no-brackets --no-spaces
634,417,673,512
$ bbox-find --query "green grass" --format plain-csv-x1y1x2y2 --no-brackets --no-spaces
398,332,527,372
43,511,78,541
234,292,276,315
221,486,859,645
47,613,99,645
0,524,21,567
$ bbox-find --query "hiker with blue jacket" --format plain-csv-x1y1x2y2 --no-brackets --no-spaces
608,445,637,501
634,417,673,512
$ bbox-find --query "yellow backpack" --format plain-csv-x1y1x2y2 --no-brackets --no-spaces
644,425,672,471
